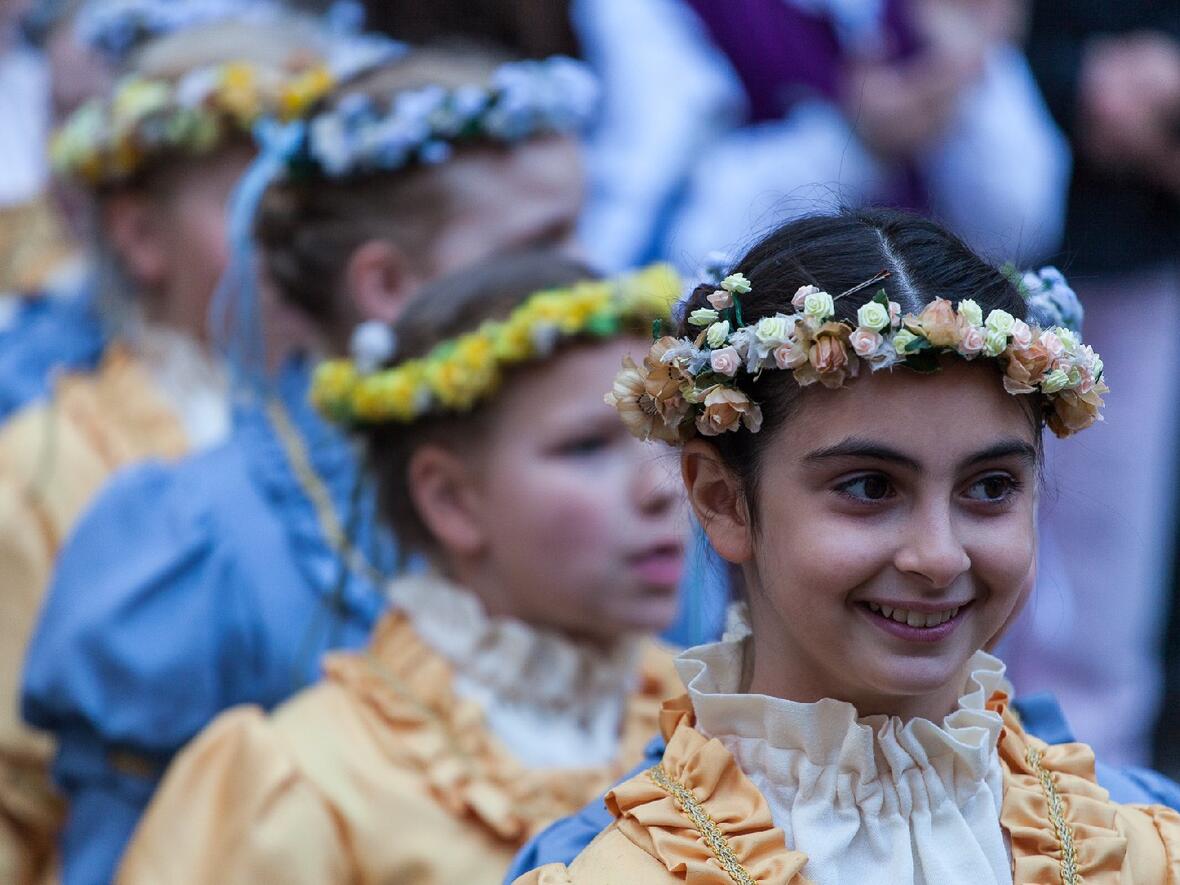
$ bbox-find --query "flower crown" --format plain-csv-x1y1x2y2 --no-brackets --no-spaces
50,36,401,186
312,264,681,427
298,56,598,178
607,267,1107,444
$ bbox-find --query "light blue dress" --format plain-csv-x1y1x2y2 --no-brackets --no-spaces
0,280,105,419
20,356,394,885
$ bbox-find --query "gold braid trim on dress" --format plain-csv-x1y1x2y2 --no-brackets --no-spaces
1026,746,1081,885
647,764,758,885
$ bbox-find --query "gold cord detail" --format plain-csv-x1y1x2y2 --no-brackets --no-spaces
1026,745,1081,885
648,764,758,885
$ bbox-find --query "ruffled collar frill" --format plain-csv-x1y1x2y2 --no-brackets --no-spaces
49,343,188,466
320,602,680,846
602,673,1137,883
234,357,396,637
391,571,644,715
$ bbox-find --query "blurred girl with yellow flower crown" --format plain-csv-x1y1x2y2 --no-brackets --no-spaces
21,42,596,885
115,250,687,884
518,208,1180,884
0,10,378,885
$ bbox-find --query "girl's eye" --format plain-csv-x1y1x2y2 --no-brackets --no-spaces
964,473,1020,503
835,474,894,503
555,434,613,457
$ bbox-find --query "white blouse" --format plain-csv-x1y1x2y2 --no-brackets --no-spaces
679,620,1013,885
389,573,643,769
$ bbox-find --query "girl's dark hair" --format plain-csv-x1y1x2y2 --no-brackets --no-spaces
680,208,1035,518
361,249,597,561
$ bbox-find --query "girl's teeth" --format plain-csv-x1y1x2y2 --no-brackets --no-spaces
865,603,963,628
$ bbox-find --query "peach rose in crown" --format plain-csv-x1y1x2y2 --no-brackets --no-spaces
1001,341,1053,395
1047,387,1105,438
849,327,883,358
709,346,741,377
696,386,764,436
908,299,962,348
957,325,985,357
809,322,857,388
1010,319,1033,348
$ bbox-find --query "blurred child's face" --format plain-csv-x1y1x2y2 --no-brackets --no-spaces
427,135,584,276
695,360,1038,717
466,337,685,642
106,146,253,341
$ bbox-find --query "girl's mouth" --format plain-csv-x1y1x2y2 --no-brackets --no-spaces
857,600,973,643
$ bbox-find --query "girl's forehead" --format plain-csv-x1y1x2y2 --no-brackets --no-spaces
778,361,1038,466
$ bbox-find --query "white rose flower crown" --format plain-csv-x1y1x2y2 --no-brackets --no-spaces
606,268,1107,444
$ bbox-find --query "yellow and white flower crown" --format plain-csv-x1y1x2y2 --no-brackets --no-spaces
50,37,400,186
312,263,682,427
608,269,1108,444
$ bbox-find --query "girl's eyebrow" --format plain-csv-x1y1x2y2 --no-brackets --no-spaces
960,439,1038,469
803,437,921,470
803,436,1038,472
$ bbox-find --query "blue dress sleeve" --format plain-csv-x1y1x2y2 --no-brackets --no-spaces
0,285,105,420
21,452,260,885
504,736,668,883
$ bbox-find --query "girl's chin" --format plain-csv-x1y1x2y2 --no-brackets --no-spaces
847,642,983,709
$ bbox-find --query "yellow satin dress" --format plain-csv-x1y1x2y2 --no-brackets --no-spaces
116,608,682,885
519,693,1180,884
0,346,187,885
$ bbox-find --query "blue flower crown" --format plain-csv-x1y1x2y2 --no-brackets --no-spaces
298,56,598,179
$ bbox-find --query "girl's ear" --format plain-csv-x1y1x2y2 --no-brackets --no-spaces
345,239,425,326
681,439,753,564
407,443,486,558
102,193,168,287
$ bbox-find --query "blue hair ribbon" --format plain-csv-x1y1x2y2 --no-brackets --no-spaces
207,117,306,396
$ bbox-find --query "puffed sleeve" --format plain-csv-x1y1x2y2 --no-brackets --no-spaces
0,286,105,420
116,707,350,884
20,451,275,885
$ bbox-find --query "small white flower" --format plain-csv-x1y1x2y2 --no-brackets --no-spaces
349,320,397,374
957,299,983,327
1041,368,1070,394
754,315,792,345
688,308,719,327
803,290,835,320
706,321,731,349
856,301,890,332
983,329,1008,357
985,309,1016,335
792,285,820,311
721,273,751,294
892,329,920,355
1056,327,1079,353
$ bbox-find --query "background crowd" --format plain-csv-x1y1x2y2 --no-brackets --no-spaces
2,0,1180,881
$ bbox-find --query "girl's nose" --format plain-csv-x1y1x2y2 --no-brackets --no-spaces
892,500,971,589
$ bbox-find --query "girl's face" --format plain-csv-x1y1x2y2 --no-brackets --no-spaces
427,135,584,274
464,337,686,642
105,146,253,341
694,360,1038,718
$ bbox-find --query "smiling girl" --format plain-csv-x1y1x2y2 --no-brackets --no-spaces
519,209,1180,883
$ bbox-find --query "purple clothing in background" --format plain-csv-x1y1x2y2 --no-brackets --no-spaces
681,0,925,209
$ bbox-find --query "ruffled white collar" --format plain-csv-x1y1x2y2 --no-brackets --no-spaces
388,572,643,768
133,323,229,450
679,608,1013,885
